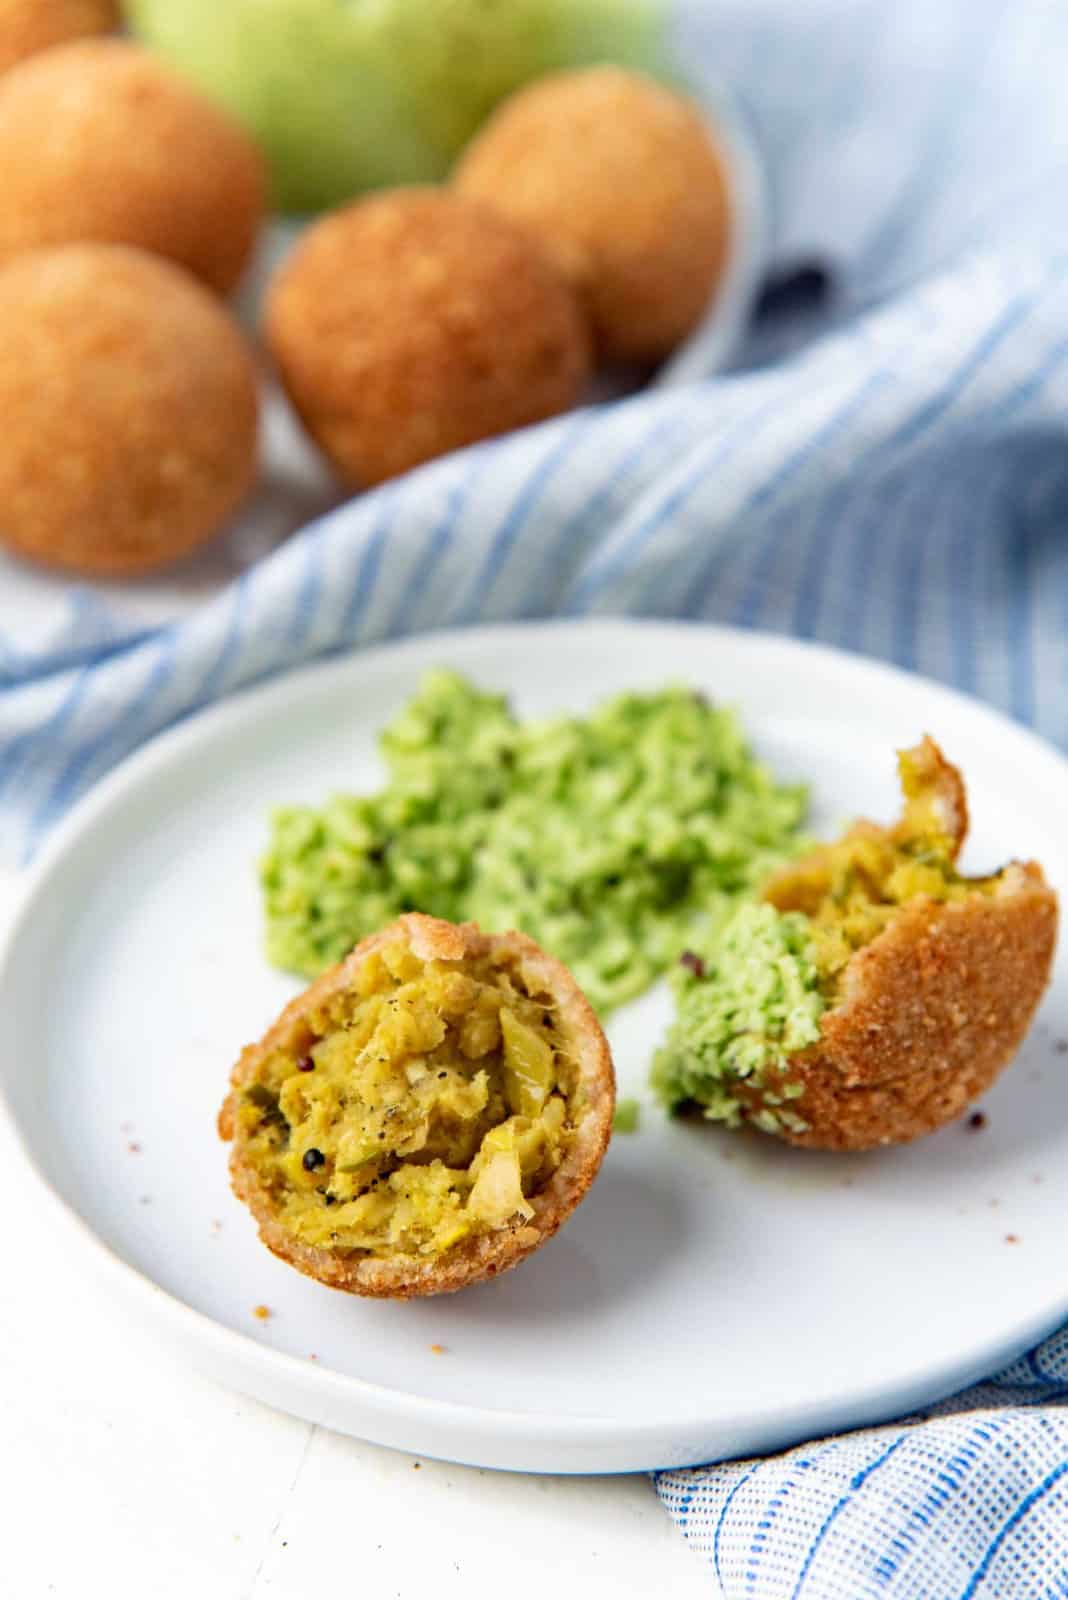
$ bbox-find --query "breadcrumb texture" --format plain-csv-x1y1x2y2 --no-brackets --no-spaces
0,40,265,292
219,914,615,1299
746,738,1057,1150
748,866,1057,1149
0,244,259,576
454,66,731,363
0,0,117,74
265,187,592,487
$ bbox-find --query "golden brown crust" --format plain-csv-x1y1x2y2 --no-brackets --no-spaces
738,864,1058,1150
264,188,593,487
454,67,731,363
0,0,117,75
220,914,615,1298
0,244,259,576
0,40,265,293
896,735,969,857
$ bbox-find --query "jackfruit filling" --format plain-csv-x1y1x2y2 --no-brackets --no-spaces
763,749,995,994
234,937,580,1258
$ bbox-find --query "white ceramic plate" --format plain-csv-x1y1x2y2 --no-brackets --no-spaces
3,621,1067,1474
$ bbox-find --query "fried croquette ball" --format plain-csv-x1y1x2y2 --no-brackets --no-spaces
0,0,117,74
654,739,1058,1152
264,187,592,487
454,67,732,364
0,244,259,577
747,861,1058,1151
219,914,615,1298
0,40,265,293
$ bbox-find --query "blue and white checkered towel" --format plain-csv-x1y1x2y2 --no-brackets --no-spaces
4,1,1068,1592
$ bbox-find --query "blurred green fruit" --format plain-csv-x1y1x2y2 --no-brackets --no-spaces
124,0,670,214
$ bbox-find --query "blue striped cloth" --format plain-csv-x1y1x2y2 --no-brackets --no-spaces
4,1,1068,1591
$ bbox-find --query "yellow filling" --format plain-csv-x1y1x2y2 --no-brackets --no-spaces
764,747,994,990
235,936,579,1258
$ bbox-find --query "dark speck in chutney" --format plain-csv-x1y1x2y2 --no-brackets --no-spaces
302,1147,326,1172
297,1054,315,1072
680,950,706,979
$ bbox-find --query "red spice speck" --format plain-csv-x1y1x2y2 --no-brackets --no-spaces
679,950,706,979
966,1111,987,1131
297,1054,315,1072
1005,1234,1020,1245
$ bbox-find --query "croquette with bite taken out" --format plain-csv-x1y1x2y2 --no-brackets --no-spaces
653,738,1058,1150
219,913,615,1298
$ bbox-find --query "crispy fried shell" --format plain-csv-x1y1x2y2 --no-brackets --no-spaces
741,863,1057,1149
220,914,615,1298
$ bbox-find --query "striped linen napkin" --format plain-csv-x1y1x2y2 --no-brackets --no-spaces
4,2,1068,1593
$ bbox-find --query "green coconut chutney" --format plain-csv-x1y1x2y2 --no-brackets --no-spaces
650,903,826,1131
261,671,808,1014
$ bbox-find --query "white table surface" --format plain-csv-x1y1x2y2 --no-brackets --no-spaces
0,862,709,1600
